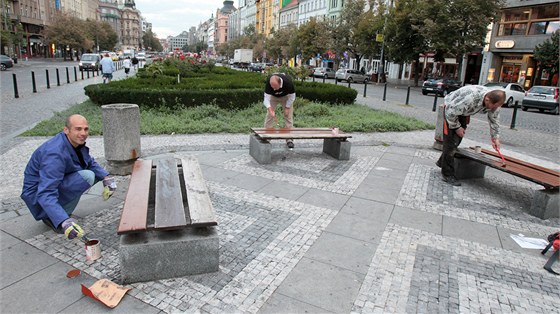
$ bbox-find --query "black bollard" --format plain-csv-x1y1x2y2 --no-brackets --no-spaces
66,67,70,84
432,92,438,111
56,68,60,86
87,70,90,79
510,101,519,129
312,75,315,82
46,69,50,89
12,73,19,98
383,83,388,101
81,69,84,80
335,78,337,85
74,67,78,81
322,75,326,84
405,86,411,105
347,81,351,88
363,81,367,97
32,71,37,93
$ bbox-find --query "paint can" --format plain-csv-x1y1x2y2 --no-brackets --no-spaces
85,239,101,262
474,146,482,153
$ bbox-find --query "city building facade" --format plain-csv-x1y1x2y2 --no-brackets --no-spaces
120,0,141,50
298,0,327,26
279,0,298,29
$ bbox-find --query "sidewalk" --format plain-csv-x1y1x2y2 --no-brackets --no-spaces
1,130,559,313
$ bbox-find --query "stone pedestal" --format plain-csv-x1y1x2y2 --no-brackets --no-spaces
528,190,559,219
433,104,445,151
120,227,219,284
323,139,351,160
101,104,141,175
249,134,271,164
454,157,486,179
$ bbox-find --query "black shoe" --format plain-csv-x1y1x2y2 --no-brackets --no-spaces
287,141,294,149
436,160,442,168
42,219,63,234
442,175,461,186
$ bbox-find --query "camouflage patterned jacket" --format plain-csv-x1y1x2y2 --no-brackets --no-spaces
444,85,500,139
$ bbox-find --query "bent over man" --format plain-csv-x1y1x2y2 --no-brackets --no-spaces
263,73,296,148
437,85,505,186
21,114,116,240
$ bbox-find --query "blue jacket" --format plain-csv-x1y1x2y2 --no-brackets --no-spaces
21,132,109,228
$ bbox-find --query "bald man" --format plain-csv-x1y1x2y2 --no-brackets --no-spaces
21,114,115,240
264,73,296,148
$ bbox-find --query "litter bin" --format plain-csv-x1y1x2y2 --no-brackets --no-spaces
371,73,378,82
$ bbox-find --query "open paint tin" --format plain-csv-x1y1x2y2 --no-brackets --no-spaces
85,239,101,261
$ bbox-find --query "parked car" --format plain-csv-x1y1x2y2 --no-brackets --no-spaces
136,52,146,61
0,54,14,71
249,62,264,72
79,53,101,71
335,68,369,83
313,67,336,79
521,85,559,115
483,82,525,107
421,78,462,96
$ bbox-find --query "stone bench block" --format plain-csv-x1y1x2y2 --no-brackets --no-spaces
249,134,271,164
528,189,559,219
323,139,351,160
454,157,486,179
120,227,219,284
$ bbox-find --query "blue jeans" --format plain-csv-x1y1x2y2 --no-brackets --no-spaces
61,170,96,215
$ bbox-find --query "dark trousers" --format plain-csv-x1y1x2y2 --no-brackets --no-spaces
438,116,469,177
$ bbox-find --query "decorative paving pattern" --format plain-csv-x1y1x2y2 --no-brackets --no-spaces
396,163,559,234
352,224,560,314
26,182,338,313
221,147,381,195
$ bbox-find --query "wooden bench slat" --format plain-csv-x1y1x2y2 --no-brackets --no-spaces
477,147,560,177
118,160,152,235
181,157,217,227
154,159,188,230
251,127,351,140
456,148,559,189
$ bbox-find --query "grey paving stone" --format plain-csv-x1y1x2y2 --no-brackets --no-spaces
368,167,409,179
305,231,376,274
385,146,417,156
59,293,161,313
259,292,335,314
201,165,242,183
257,180,310,201
442,216,502,248
0,214,50,240
195,150,246,166
352,182,401,204
360,174,404,190
224,173,275,192
379,152,415,162
0,241,60,289
339,197,394,219
374,158,413,171
0,230,20,251
296,188,350,211
496,226,549,254
326,207,392,243
276,257,363,314
389,206,442,235
1,261,96,313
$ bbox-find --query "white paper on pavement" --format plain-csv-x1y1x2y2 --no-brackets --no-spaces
509,233,549,249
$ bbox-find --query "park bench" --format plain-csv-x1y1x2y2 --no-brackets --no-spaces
454,147,559,219
117,157,217,234
118,157,219,283
250,127,352,164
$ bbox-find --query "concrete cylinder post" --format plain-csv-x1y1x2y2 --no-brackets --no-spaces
433,104,445,150
102,104,141,175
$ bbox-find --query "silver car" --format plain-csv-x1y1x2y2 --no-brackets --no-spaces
483,82,525,108
522,85,559,115
335,69,369,83
313,67,336,79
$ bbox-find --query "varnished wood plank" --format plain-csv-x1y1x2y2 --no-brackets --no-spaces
181,157,217,227
456,148,559,189
251,127,351,140
476,147,560,177
154,159,188,230
118,159,152,234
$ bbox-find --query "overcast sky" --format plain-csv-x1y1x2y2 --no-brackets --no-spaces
135,0,229,39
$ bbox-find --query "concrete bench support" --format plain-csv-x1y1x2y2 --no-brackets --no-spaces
120,228,219,284
323,139,351,160
249,134,272,164
528,189,559,219
454,157,486,179
102,103,141,175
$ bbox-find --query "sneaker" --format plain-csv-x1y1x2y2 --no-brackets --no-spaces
287,141,294,149
42,219,63,234
442,175,461,186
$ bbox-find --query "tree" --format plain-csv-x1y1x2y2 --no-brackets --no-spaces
42,13,88,58
297,18,331,65
142,29,163,51
533,30,559,86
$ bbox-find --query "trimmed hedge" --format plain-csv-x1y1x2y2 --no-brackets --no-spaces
84,63,357,108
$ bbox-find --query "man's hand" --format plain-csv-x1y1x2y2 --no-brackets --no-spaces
61,218,85,240
491,138,500,151
102,177,117,201
267,107,276,117
455,127,465,138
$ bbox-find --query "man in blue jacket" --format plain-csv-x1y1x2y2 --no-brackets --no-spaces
21,114,116,240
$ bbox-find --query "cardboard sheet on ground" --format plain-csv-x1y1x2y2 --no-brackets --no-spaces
510,234,548,249
81,279,130,308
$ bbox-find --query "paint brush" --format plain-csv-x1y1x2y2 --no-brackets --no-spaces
496,148,506,167
273,116,280,128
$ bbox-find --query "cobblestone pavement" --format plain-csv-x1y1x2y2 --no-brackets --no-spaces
1,132,558,313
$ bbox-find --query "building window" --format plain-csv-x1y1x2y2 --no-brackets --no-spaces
498,3,559,36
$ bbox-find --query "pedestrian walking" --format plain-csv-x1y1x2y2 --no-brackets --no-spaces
123,56,132,77
100,53,115,84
